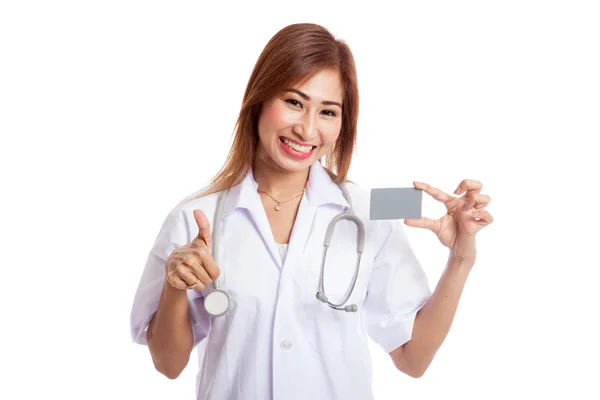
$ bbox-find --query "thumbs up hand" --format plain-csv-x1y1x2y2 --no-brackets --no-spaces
165,209,220,291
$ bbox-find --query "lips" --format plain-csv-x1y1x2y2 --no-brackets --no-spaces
279,137,316,160
280,137,314,152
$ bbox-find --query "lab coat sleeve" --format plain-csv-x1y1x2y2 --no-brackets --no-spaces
363,220,432,354
130,208,211,348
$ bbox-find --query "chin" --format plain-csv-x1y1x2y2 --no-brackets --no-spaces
274,156,315,173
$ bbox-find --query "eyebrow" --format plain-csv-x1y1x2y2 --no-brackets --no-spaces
284,88,342,108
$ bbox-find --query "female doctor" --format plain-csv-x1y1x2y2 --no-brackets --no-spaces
130,23,493,400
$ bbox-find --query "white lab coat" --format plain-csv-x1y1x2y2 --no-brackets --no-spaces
130,161,431,400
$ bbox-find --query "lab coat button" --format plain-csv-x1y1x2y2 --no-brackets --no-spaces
280,340,293,351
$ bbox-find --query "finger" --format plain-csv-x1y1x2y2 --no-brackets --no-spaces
175,265,202,288
476,210,494,225
472,210,494,225
166,274,188,290
187,262,212,286
454,179,483,195
193,209,213,248
183,251,213,285
181,249,203,270
404,216,437,232
413,181,454,204
183,246,219,285
199,248,220,280
466,193,491,210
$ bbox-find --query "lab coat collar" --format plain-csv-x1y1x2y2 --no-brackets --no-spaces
218,160,349,271
219,167,259,219
221,160,349,219
304,160,349,208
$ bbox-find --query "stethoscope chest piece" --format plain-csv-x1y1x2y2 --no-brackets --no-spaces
204,289,230,317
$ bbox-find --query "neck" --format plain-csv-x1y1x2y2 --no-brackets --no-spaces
252,155,310,199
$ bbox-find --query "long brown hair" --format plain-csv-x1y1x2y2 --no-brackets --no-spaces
198,23,359,198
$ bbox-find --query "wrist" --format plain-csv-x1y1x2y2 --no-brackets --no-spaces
162,279,190,300
448,251,476,270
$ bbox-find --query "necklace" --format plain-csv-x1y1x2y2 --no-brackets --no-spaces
257,188,305,211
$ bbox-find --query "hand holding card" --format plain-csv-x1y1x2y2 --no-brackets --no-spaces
403,180,494,262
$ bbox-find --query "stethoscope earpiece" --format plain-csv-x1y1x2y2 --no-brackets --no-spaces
344,304,358,313
317,292,357,312
316,292,328,303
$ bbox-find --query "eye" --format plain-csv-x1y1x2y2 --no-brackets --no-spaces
285,99,303,108
321,109,338,117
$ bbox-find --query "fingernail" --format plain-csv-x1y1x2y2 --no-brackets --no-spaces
463,201,469,210
454,187,461,194
472,211,479,216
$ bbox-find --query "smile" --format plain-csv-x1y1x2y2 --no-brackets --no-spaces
280,137,315,153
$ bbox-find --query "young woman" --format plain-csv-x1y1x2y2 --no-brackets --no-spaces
130,23,493,400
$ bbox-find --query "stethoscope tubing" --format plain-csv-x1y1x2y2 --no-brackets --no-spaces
204,182,365,316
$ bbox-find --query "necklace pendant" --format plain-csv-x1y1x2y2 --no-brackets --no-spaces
275,205,281,211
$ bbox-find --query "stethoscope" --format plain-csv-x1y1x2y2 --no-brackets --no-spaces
201,182,366,317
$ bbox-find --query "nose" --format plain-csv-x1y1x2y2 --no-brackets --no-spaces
293,112,317,141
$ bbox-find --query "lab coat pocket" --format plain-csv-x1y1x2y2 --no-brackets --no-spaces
303,266,369,355
303,292,347,354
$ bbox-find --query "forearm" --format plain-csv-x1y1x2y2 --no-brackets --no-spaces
147,281,194,379
391,254,473,377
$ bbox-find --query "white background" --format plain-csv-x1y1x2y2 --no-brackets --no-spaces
1,1,599,399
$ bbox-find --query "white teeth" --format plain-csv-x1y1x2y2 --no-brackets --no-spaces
282,138,313,153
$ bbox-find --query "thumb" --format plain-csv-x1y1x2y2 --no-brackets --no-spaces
404,217,436,232
193,209,212,248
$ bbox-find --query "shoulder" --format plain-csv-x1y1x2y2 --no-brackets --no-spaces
160,186,223,241
344,181,369,211
175,186,221,215
344,181,396,240
344,182,418,267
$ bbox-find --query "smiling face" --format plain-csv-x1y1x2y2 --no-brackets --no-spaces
256,69,344,173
